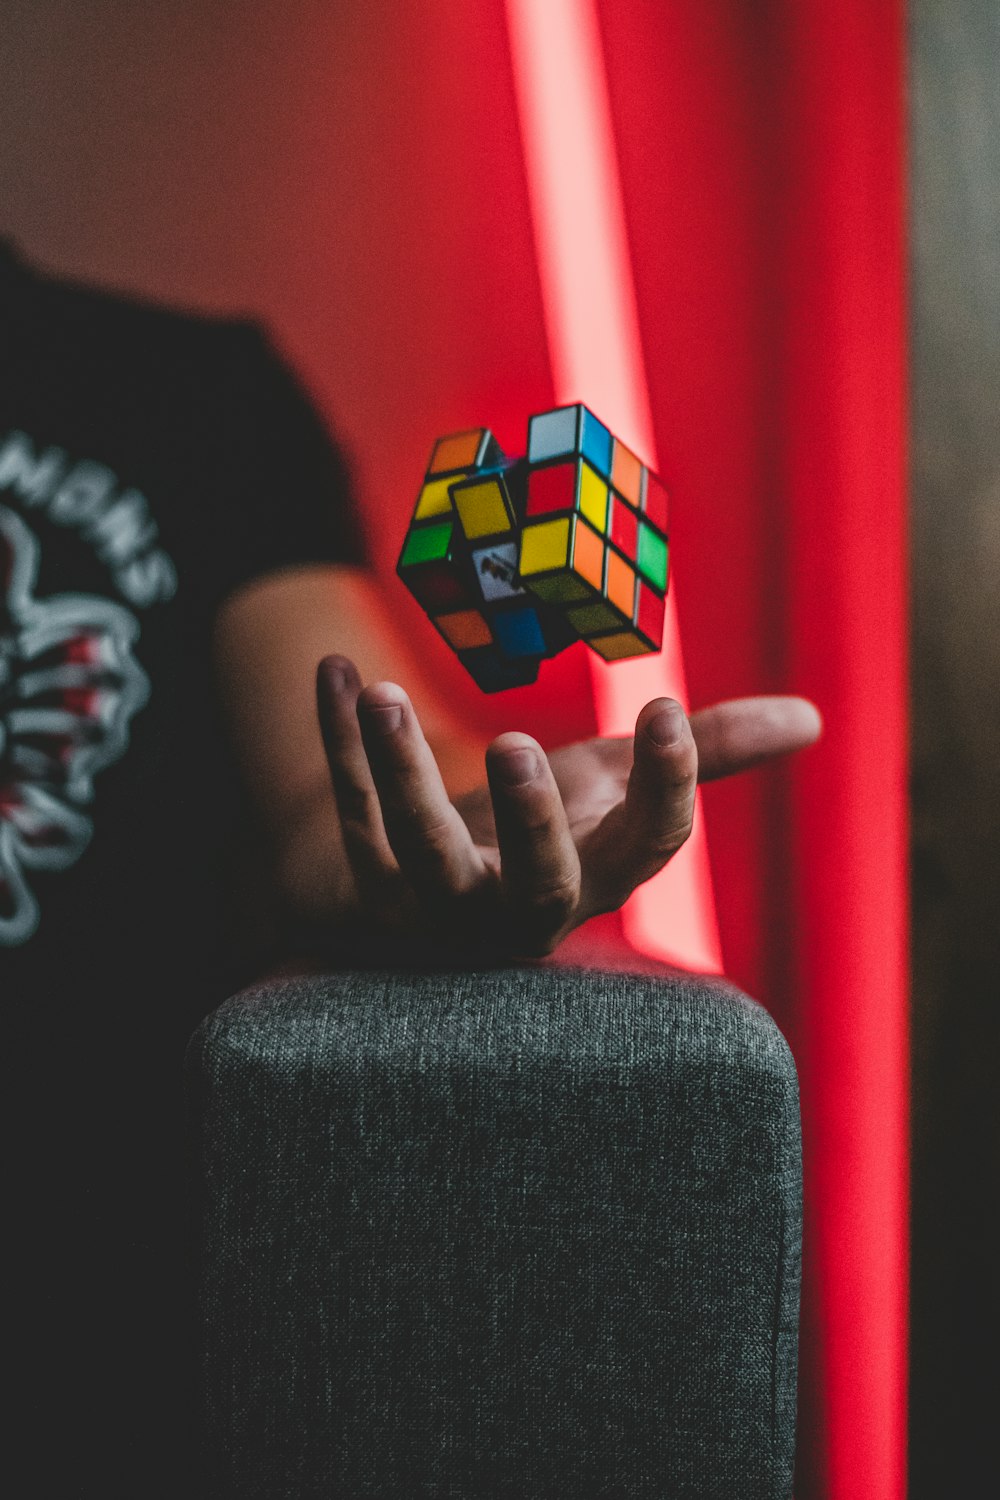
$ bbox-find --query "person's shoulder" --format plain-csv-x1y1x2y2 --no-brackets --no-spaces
11,244,272,381
49,272,267,365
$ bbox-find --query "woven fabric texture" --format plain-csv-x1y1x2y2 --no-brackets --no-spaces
186,965,800,1499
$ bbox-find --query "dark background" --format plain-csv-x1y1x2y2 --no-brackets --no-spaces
910,0,1000,1491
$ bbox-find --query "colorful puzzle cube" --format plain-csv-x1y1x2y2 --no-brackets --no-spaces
397,406,670,692
397,428,575,691
519,404,669,662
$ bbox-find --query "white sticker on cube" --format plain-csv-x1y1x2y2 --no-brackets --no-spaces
527,406,579,464
473,542,524,601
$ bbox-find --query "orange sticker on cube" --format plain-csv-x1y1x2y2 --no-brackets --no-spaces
433,610,493,649
605,551,637,620
611,439,645,508
428,430,487,475
572,519,605,593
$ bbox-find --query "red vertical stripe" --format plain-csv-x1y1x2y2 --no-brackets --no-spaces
505,0,723,972
778,3,909,1495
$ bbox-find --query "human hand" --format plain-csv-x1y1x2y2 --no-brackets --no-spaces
316,655,821,961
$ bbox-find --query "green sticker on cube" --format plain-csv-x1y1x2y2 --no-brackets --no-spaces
401,521,453,567
637,524,668,590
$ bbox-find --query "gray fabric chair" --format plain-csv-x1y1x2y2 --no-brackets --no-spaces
185,964,801,1499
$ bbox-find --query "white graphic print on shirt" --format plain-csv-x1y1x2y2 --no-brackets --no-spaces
0,504,150,945
0,430,177,609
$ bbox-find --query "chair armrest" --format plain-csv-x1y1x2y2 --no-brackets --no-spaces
186,964,800,1499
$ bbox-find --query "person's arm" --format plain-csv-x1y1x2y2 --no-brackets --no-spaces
213,563,490,930
214,562,821,960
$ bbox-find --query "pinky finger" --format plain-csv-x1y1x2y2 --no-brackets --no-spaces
316,655,401,904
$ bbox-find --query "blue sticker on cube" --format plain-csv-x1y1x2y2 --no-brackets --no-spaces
492,606,547,658
579,407,612,478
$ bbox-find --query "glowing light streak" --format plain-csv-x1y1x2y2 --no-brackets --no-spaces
505,0,722,969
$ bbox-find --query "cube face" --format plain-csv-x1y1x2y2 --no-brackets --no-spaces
399,428,512,633
401,408,671,691
517,423,669,663
519,510,622,647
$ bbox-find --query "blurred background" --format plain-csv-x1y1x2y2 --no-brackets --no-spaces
910,2,998,1493
0,0,994,1494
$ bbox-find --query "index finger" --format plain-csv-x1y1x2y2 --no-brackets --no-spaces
579,698,698,910
316,654,400,901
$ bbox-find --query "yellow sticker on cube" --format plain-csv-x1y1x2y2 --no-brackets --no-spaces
414,475,459,521
453,479,512,539
520,517,570,574
578,463,609,533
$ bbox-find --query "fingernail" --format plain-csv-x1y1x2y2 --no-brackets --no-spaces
646,703,685,747
364,702,403,734
495,748,540,787
322,658,350,693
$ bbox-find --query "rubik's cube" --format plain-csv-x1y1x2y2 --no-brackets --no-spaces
397,404,669,692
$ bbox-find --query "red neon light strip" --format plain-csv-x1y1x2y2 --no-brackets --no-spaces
505,0,722,971
782,7,910,1494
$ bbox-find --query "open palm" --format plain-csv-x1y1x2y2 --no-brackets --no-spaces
317,655,820,961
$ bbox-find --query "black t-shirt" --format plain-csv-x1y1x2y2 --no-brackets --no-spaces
0,243,363,1494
